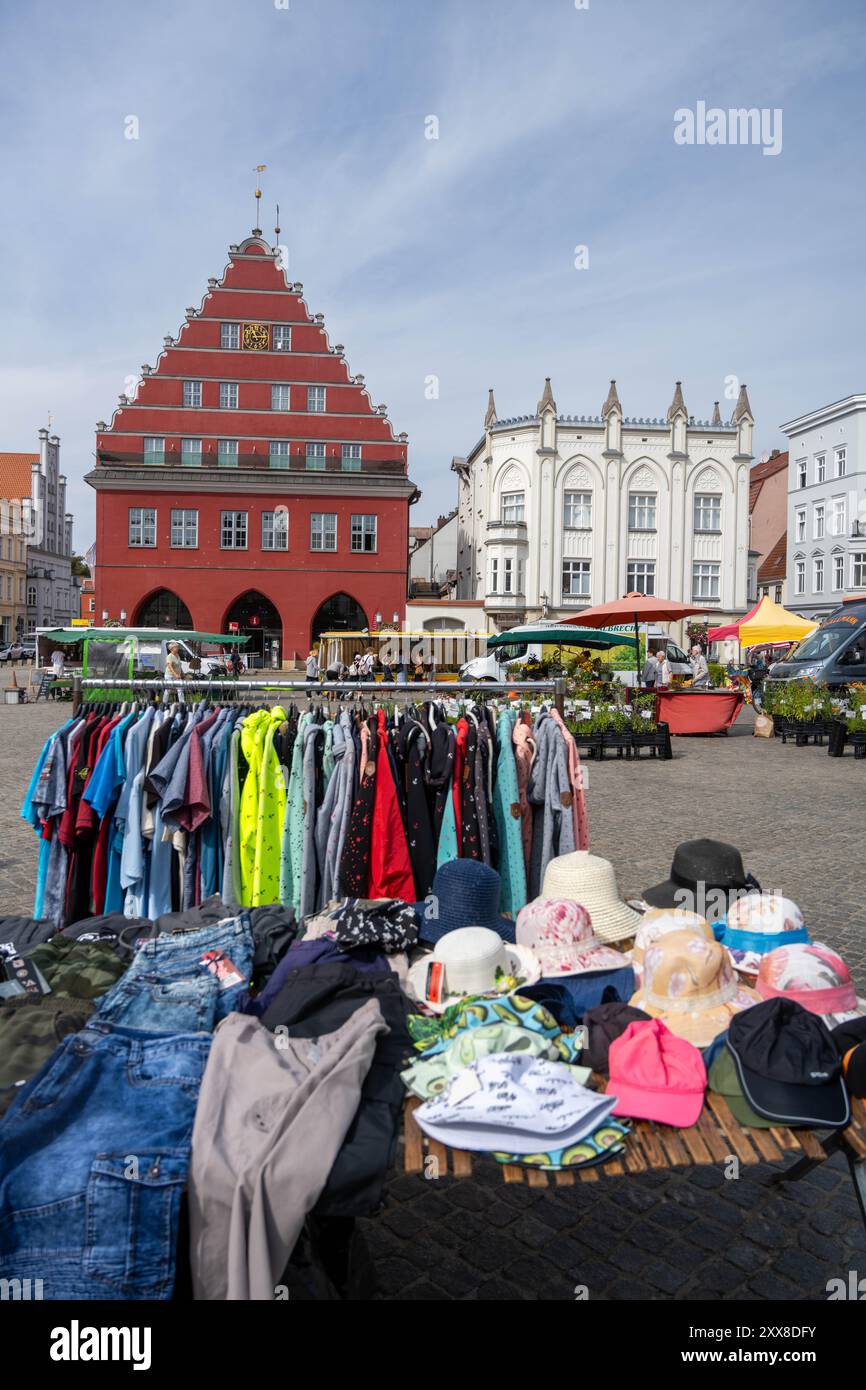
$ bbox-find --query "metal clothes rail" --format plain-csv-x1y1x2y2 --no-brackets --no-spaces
71,676,567,717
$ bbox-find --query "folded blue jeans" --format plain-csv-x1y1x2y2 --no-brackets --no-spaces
0,1020,211,1300
94,973,219,1033
107,914,254,1022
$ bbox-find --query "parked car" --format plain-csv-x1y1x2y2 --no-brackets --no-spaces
765,596,866,691
0,642,25,663
19,643,36,662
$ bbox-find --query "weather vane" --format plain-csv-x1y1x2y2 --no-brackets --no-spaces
253,164,267,233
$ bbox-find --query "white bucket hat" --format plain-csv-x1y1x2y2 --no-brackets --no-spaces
541,852,641,944
407,926,540,1014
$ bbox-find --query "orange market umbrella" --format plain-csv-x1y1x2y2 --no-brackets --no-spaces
562,592,710,686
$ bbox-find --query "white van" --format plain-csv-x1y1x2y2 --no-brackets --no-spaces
136,638,229,677
460,639,532,683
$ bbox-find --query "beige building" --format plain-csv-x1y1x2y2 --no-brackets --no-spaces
0,453,34,644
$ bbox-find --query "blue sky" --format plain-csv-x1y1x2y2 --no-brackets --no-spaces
2,0,865,548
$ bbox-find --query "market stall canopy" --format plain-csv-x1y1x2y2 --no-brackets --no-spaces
39,627,250,645
561,593,709,683
736,597,817,648
487,625,637,651
707,599,763,643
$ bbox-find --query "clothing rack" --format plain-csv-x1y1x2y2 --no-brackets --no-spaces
71,676,567,717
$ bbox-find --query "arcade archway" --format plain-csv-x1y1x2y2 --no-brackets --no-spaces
224,591,283,667
310,592,368,644
134,589,193,629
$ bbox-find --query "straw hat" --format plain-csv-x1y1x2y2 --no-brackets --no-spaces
630,929,760,1048
541,852,641,944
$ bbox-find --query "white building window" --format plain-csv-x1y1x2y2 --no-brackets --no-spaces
27,583,37,607
775,584,782,603
307,386,326,413
143,436,165,464
170,509,198,548
271,385,291,411
853,552,866,588
795,560,806,595
350,514,377,552
795,508,806,543
628,493,657,530
692,562,720,601
694,494,721,532
269,441,291,468
833,554,845,590
564,491,592,529
342,444,361,471
814,556,824,592
562,559,591,598
181,439,202,466
627,560,656,595
311,513,337,551
797,458,807,488
220,322,240,349
273,325,292,351
262,510,289,551
218,439,238,467
129,507,156,548
502,558,515,593
835,446,847,477
489,558,498,593
183,380,202,408
813,503,825,540
305,443,326,471
220,511,248,549
815,454,826,483
832,496,847,537
220,382,238,409
501,492,525,524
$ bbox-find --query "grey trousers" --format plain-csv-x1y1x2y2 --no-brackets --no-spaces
188,997,388,1299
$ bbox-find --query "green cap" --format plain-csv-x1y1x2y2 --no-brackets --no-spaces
708,1047,781,1129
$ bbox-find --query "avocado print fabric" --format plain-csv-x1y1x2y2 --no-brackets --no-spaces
406,992,583,1061
402,1020,592,1099
492,1117,630,1171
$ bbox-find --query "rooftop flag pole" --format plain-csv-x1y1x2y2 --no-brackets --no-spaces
253,164,267,234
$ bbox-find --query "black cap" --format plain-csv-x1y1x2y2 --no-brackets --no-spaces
643,838,760,920
842,1041,866,1100
830,1016,866,1058
727,997,850,1129
580,1002,651,1072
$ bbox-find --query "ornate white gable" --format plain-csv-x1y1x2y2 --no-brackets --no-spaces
563,464,591,489
630,466,656,490
694,466,721,490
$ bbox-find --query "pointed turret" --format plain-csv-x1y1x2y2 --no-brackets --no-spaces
537,377,556,415
711,401,722,427
601,379,621,418
667,380,687,421
485,388,497,429
732,383,753,423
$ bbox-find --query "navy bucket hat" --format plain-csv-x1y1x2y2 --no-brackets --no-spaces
415,860,515,946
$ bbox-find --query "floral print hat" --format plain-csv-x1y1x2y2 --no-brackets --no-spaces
630,929,760,1048
516,898,627,978
756,943,866,1028
720,894,810,976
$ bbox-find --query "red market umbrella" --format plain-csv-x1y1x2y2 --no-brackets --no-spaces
562,592,710,686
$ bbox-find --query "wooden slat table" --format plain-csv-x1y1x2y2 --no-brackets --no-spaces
401,1089,866,1231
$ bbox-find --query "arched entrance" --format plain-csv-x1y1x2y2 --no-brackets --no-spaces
224,591,283,668
134,589,193,629
311,593,368,643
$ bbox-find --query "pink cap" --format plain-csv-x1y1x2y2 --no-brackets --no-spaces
607,1018,706,1128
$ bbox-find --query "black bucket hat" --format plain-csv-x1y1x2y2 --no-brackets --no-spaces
726,997,850,1129
580,1002,651,1072
643,839,760,921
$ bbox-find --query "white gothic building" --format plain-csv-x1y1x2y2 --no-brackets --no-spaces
453,379,754,630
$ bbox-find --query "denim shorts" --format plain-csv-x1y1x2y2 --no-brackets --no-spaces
94,973,219,1034
117,915,254,1022
0,1020,211,1300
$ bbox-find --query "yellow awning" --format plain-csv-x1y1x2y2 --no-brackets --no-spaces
738,596,817,647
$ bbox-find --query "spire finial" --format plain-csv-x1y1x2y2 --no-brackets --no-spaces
252,164,267,235
711,400,722,427
537,377,556,414
667,380,687,421
485,388,497,428
602,379,621,418
732,382,753,423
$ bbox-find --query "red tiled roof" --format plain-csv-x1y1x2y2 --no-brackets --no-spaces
758,532,787,584
751,451,789,482
0,452,37,501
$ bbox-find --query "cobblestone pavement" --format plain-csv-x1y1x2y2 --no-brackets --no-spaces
2,700,865,1300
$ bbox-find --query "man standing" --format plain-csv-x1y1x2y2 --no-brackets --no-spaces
690,644,710,687
165,642,184,680
642,649,659,689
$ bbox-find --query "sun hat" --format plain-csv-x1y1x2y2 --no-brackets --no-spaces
643,839,760,922
708,1047,777,1129
630,929,761,1048
407,927,540,1013
720,894,810,975
541,853,640,943
607,1018,707,1127
580,1002,652,1072
726,997,850,1129
755,943,866,1028
632,909,715,981
414,1052,618,1154
415,860,515,946
515,898,627,978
